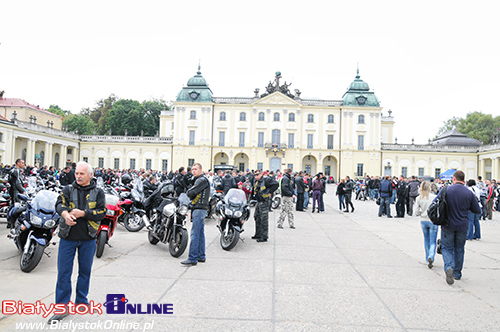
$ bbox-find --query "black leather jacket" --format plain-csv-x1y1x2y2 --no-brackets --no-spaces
187,175,210,211
281,173,294,197
253,176,279,202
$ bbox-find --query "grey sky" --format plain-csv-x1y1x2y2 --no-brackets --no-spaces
1,1,498,144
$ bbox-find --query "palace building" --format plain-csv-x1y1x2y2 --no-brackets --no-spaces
1,68,499,180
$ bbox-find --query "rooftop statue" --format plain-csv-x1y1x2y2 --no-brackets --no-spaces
259,72,296,99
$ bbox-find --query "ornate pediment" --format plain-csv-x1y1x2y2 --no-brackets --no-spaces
253,92,302,106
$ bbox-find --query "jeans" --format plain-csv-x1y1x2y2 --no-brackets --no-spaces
391,189,396,204
467,211,481,240
480,196,486,219
344,193,354,211
378,196,392,217
441,228,467,279
303,191,309,208
56,238,96,305
312,191,321,210
420,221,438,262
188,209,207,262
319,192,325,212
368,188,374,200
338,194,345,210
372,189,379,200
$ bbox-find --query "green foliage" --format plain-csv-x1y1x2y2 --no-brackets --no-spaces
437,112,500,144
81,94,118,135
47,104,71,118
142,98,169,136
62,114,95,135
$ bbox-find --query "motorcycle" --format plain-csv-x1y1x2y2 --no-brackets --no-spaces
271,189,281,210
207,186,223,220
119,178,147,232
7,190,60,272
148,191,189,258
0,184,11,217
216,188,250,251
95,194,132,258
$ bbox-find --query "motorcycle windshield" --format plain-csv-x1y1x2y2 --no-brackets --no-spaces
132,178,144,200
105,194,119,207
178,193,190,206
96,177,104,188
31,190,58,213
224,189,246,205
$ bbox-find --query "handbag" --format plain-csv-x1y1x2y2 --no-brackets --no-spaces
376,197,381,205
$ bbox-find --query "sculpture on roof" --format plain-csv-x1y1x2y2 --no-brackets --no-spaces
258,72,297,99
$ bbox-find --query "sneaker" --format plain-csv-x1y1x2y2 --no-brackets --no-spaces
446,268,454,285
277,224,283,229
427,257,433,269
256,238,267,242
181,260,197,266
198,258,206,263
351,207,355,212
290,225,295,229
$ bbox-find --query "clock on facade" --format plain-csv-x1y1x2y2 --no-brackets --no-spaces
189,91,199,100
356,96,366,105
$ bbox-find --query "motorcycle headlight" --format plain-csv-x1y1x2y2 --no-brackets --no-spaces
106,209,115,216
234,211,242,218
179,205,188,215
44,219,56,228
225,208,233,217
31,215,43,226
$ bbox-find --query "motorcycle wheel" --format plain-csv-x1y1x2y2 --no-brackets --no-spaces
20,241,44,273
148,229,159,245
124,213,145,232
95,230,108,258
272,196,281,210
169,228,188,258
220,226,239,251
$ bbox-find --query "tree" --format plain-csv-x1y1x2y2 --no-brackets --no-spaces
142,98,170,136
106,99,146,136
437,112,500,145
47,104,70,118
81,94,118,135
62,114,95,135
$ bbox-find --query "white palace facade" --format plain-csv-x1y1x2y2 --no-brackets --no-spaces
1,68,499,180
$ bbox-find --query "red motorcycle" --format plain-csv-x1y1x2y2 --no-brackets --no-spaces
95,194,131,258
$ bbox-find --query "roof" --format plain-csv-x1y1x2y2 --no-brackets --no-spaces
431,129,481,146
342,69,380,107
0,98,62,118
176,66,213,102
0,114,8,121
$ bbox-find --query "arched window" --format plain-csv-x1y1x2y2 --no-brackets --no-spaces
288,113,295,122
190,110,196,119
358,115,365,124
220,112,226,121
39,151,45,166
307,114,314,123
258,112,265,121
240,112,246,121
22,149,26,162
274,112,280,121
272,129,281,145
328,114,334,123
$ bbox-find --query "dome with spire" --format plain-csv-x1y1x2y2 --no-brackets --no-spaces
176,65,213,102
342,68,380,107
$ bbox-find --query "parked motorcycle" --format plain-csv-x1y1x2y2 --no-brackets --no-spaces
216,188,250,251
7,190,60,272
207,187,222,220
95,194,132,258
119,178,147,232
0,189,11,218
271,189,281,210
148,191,189,258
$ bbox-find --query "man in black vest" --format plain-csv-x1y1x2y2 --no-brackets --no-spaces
295,171,305,211
252,170,279,242
48,162,106,324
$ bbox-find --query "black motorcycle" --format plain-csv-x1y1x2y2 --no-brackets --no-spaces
7,190,60,272
216,188,250,251
119,178,147,232
148,191,189,257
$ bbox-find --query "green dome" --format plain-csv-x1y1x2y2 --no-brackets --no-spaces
342,69,379,107
177,66,213,102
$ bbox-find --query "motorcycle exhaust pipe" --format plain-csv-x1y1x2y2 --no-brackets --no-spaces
142,215,151,229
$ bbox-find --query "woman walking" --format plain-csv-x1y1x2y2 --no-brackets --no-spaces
311,174,323,213
336,178,345,211
414,181,438,269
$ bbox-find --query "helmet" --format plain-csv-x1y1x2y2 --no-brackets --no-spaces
121,173,132,185
161,183,174,197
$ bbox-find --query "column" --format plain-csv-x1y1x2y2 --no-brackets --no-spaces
60,145,67,168
493,157,499,181
74,146,80,163
478,159,484,179
44,142,53,167
26,139,35,166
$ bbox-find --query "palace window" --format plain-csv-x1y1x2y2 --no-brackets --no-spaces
130,159,136,170
146,159,152,170
307,114,314,123
418,167,424,177
220,112,226,121
358,115,365,124
358,135,364,150
307,134,313,149
435,168,441,179
402,167,408,178
239,112,246,121
328,114,334,123
272,129,281,145
327,135,334,149
258,132,264,147
188,159,194,167
257,162,263,170
189,131,195,145
239,132,245,147
288,133,294,148
258,112,265,121
98,157,104,168
162,159,168,171
0,132,3,142
190,110,196,119
288,113,295,122
114,158,119,170
273,112,280,121
219,132,225,147
357,163,364,177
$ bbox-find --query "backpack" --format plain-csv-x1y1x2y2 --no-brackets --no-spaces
427,185,449,226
